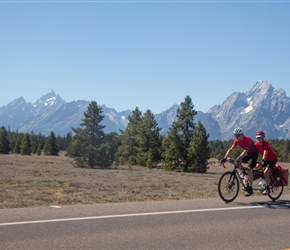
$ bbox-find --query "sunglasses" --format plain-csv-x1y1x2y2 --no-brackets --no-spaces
234,134,241,138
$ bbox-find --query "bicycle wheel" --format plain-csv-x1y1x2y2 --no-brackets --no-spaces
218,171,239,203
268,183,283,201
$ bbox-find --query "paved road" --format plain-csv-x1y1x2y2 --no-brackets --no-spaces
1,195,290,249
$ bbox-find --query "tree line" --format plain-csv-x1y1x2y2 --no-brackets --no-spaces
0,128,72,156
1,96,290,173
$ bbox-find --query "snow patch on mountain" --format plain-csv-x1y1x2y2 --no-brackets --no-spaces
1,80,290,140
44,97,56,106
241,105,253,114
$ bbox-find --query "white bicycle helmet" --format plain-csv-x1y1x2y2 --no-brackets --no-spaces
233,127,243,135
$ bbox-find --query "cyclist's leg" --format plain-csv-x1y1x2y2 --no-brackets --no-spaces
242,152,258,196
263,159,277,194
249,152,258,187
241,155,252,195
256,162,264,173
264,166,270,186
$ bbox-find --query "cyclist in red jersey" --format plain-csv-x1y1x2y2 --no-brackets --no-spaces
221,128,259,196
255,130,278,195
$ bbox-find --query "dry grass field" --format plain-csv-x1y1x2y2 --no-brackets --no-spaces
1,152,290,209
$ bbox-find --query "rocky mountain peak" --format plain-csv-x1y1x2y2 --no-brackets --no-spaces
1,81,290,140
205,81,290,140
32,90,65,115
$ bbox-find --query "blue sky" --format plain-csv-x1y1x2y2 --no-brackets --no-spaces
1,0,290,114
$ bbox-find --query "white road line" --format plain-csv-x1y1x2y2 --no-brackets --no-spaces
0,206,264,226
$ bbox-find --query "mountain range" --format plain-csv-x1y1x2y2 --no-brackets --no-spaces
1,80,290,141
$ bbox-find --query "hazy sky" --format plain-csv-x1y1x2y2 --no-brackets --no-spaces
1,0,290,113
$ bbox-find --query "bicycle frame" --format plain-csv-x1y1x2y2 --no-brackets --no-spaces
231,161,264,191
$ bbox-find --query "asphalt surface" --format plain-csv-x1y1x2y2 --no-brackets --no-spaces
1,195,290,249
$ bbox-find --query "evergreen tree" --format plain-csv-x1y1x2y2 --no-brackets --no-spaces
8,129,15,153
66,101,105,168
98,132,121,167
115,107,142,166
282,139,290,162
188,121,210,173
146,149,153,169
162,96,197,172
0,126,11,154
14,138,21,154
62,132,73,150
36,144,42,155
135,109,162,167
20,134,32,155
43,131,59,156
56,133,72,150
31,142,37,154
66,128,83,158
271,141,283,161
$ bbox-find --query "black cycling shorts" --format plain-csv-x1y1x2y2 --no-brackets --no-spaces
265,159,277,169
241,151,259,169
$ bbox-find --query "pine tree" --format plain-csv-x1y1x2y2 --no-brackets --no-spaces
14,138,21,154
20,134,32,155
98,132,121,167
43,131,59,156
135,109,162,167
282,139,290,162
188,121,210,173
0,126,11,154
146,149,153,169
36,144,42,155
66,101,105,168
115,107,142,166
66,129,82,158
162,96,197,172
64,132,73,149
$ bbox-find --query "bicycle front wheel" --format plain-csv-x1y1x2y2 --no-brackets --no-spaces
268,183,283,201
218,171,239,203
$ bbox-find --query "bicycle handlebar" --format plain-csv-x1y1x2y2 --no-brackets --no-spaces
220,158,238,169
220,162,227,169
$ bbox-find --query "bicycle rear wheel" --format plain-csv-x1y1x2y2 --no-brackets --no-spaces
268,182,283,201
218,171,239,203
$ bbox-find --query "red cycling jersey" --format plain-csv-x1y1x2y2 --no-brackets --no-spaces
255,141,277,161
231,135,257,154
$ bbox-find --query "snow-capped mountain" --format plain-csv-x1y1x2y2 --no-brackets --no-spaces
207,81,290,140
0,91,131,136
1,81,290,140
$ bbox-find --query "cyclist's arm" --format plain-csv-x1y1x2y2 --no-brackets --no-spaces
223,147,234,159
261,149,268,161
236,148,248,162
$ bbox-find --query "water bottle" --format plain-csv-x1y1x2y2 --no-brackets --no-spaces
259,178,266,189
239,172,244,179
243,174,249,186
